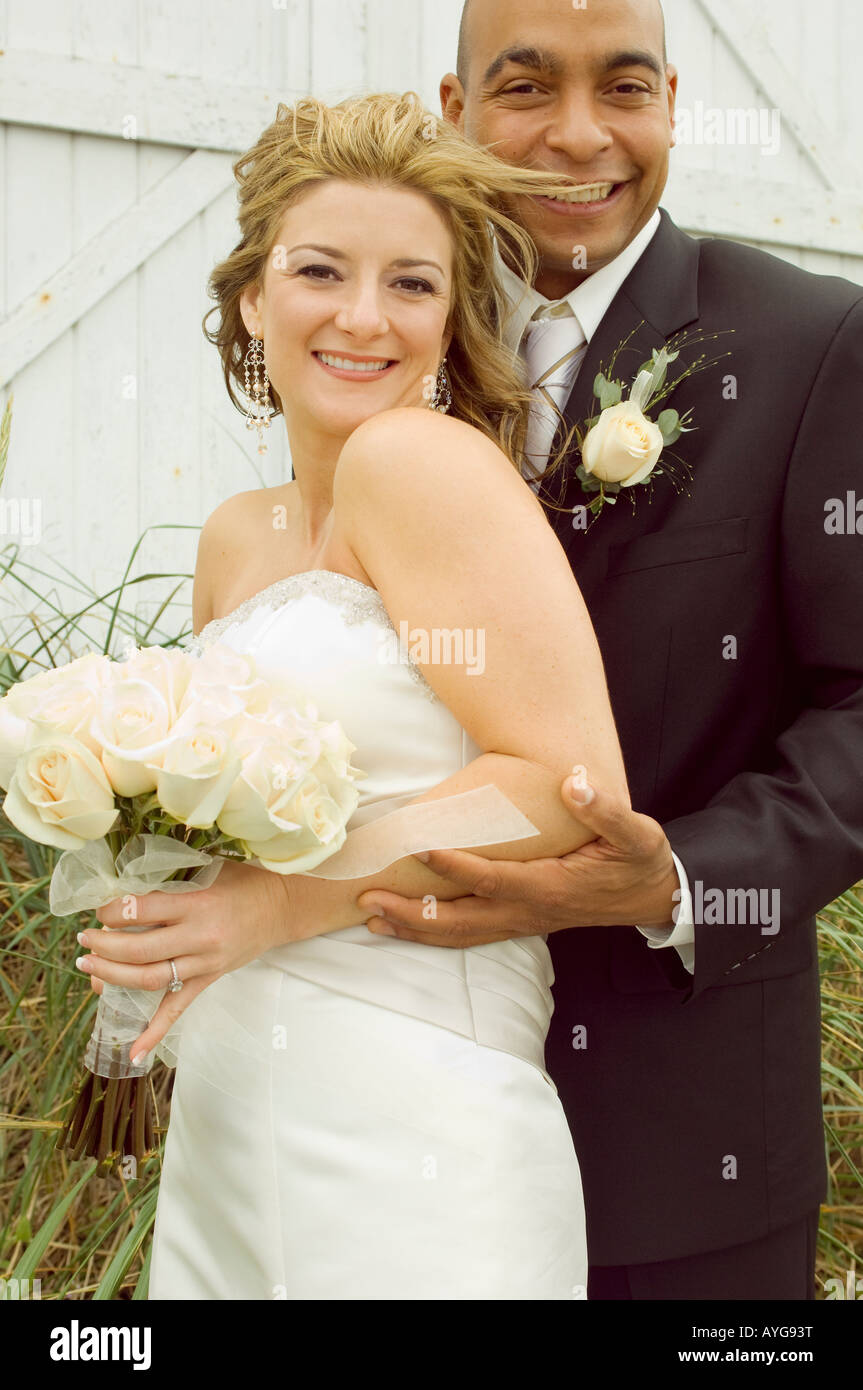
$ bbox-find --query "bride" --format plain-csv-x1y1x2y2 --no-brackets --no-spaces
81,92,629,1299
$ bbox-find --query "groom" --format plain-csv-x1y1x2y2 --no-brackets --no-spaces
359,0,863,1299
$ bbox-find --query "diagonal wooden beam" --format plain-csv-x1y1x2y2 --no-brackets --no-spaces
0,150,235,386
693,0,855,191
0,49,295,153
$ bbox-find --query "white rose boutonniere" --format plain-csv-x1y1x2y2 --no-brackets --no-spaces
573,328,734,525
581,399,665,487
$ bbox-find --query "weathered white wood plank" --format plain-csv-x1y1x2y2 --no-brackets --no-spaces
310,0,366,101
669,0,803,191
663,166,863,258
73,0,139,63
5,0,72,52
0,149,234,386
134,218,206,603
4,126,75,306
419,0,465,109
70,4,144,606
366,0,420,93
271,0,312,94
0,328,86,650
0,49,301,152
694,0,856,190
140,0,201,78
764,0,833,138
201,0,265,84
835,0,863,178
138,0,290,611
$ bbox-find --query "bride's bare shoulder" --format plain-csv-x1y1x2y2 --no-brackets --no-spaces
341,406,485,455
195,485,292,585
202,483,295,534
335,407,520,497
193,485,298,631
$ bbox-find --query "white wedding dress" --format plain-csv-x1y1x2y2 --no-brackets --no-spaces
148,570,586,1300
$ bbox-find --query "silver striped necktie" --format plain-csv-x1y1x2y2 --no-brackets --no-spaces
520,301,587,489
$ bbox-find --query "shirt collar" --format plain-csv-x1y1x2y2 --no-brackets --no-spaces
494,208,662,352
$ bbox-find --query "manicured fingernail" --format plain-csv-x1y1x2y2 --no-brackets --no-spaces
570,781,594,805
76,932,87,946
75,956,92,971
130,1051,147,1067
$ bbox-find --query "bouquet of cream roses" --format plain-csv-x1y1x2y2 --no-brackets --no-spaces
0,640,364,1164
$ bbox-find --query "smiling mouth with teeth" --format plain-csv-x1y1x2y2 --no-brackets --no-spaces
314,351,395,373
543,182,621,204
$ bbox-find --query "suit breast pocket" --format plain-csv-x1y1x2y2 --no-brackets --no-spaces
605,516,749,579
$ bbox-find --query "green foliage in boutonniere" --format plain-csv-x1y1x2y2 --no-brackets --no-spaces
572,325,734,524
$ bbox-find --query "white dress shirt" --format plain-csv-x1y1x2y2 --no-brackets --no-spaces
493,209,696,973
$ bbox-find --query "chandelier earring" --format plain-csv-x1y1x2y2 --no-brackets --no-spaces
427,357,452,414
243,332,273,454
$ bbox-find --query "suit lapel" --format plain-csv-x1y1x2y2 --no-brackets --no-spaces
540,209,702,521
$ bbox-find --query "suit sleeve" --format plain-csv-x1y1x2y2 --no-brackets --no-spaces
661,295,863,1000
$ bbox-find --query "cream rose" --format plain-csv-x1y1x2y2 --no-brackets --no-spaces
238,768,359,874
181,644,271,717
0,653,112,790
13,651,112,701
216,735,316,845
92,678,175,797
314,720,362,781
27,680,104,757
0,703,30,790
117,645,195,723
3,733,118,850
581,401,664,487
218,711,361,872
96,676,253,799
153,724,243,828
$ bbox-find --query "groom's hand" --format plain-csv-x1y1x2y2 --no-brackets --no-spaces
357,773,679,947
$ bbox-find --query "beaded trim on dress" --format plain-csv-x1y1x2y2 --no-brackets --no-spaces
183,569,436,699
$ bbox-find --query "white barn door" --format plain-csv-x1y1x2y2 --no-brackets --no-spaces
0,0,859,646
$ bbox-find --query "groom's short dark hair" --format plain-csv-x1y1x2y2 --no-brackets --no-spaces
456,0,668,88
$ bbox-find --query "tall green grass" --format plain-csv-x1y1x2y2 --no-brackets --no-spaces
0,517,859,1299
0,523,194,1299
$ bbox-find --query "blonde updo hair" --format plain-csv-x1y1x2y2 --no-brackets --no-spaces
203,91,580,476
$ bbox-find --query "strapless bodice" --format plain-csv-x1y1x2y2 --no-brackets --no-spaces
183,569,556,1082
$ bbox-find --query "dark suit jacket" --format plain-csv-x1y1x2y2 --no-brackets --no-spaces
540,207,863,1266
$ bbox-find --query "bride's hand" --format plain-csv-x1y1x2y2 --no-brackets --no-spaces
76,857,292,1063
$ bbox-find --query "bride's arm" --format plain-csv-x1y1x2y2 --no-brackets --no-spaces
275,406,630,936
81,407,630,1044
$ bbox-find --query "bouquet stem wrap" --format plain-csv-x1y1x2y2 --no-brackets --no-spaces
51,835,224,1166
